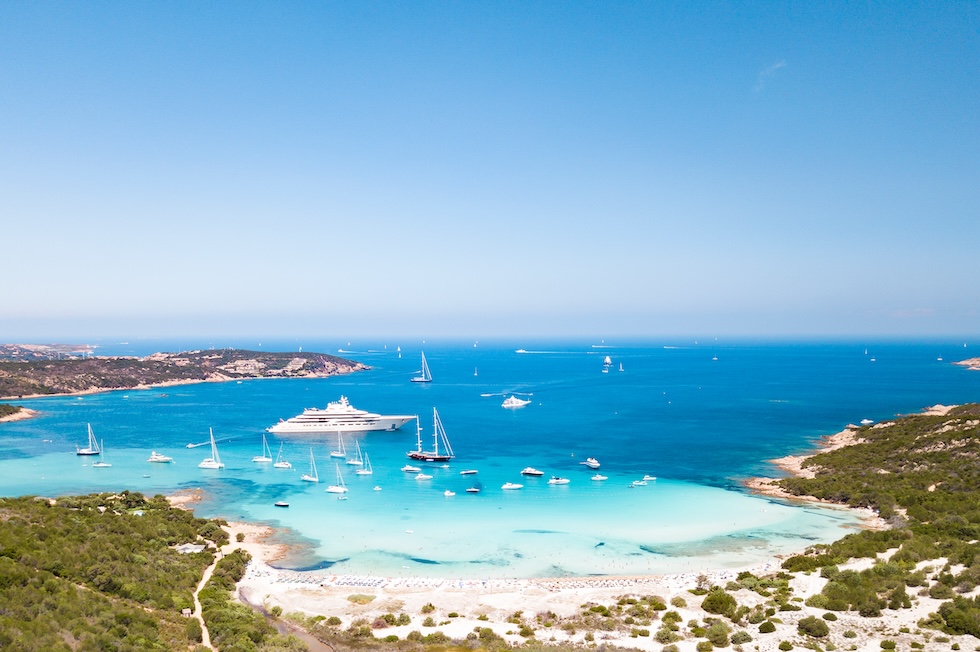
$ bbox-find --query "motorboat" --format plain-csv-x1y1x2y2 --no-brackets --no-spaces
591,474,608,481
580,457,600,469
274,501,289,508
459,469,478,475
268,396,414,435
642,475,657,481
502,482,523,490
547,476,570,485
147,451,173,463
465,487,480,493
401,464,421,473
630,480,648,487
444,490,456,497
521,467,544,476
501,395,531,409
415,473,433,480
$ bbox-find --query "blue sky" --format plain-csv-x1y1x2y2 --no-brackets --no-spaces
1,2,978,339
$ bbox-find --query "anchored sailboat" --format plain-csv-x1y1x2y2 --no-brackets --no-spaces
345,439,364,466
273,443,292,469
76,423,101,456
253,432,273,463
329,433,346,458
92,440,111,467
325,464,348,494
198,428,224,469
300,448,319,482
411,351,432,383
355,452,373,475
407,408,455,462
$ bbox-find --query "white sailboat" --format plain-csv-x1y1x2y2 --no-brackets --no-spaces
355,452,373,475
273,443,292,469
76,423,101,456
346,439,364,466
198,428,224,469
252,432,273,463
407,408,455,462
92,440,112,468
329,433,347,458
300,448,319,482
325,464,348,494
411,351,432,383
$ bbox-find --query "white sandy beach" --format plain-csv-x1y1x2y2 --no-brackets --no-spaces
178,405,979,651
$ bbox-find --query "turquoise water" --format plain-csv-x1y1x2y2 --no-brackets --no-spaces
2,339,978,578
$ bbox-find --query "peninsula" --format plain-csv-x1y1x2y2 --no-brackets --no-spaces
0,345,367,401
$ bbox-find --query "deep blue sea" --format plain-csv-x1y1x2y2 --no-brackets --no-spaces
2,338,978,578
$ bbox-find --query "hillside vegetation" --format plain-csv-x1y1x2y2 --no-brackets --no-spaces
778,404,980,636
0,349,365,398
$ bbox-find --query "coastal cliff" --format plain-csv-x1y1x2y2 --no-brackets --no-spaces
0,347,367,399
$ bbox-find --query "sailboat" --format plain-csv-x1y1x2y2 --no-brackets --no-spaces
198,428,224,469
92,440,111,467
300,448,319,482
76,423,101,456
411,351,432,383
273,443,292,469
355,452,373,475
325,464,348,493
407,408,455,462
618,362,624,372
329,433,346,458
345,439,364,466
252,433,273,463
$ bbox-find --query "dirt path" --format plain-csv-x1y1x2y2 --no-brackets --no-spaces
192,554,218,649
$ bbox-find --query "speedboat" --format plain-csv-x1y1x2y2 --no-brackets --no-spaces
274,501,289,508
501,482,524,490
465,487,480,493
444,490,456,497
459,469,478,475
580,457,600,469
521,467,544,476
401,464,421,473
147,451,173,463
268,395,414,435
642,475,657,481
502,395,531,409
630,480,648,487
548,476,570,485
591,474,608,481
415,473,432,480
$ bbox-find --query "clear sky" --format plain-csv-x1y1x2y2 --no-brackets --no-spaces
1,2,978,340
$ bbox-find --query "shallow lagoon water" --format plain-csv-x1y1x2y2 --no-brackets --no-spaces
2,339,978,578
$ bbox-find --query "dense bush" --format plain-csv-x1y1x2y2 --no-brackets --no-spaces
701,589,738,619
797,615,830,637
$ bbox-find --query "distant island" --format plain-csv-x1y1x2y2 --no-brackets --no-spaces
0,345,367,403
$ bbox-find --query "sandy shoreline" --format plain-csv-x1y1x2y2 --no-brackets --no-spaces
179,407,975,651
0,407,38,422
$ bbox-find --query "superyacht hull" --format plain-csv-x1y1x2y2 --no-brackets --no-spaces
268,415,414,435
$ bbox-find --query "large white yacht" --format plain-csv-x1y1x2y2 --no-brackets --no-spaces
267,395,415,435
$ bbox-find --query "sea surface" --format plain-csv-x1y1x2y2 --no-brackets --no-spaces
2,338,978,579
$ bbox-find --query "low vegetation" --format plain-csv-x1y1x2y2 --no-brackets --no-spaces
777,404,980,636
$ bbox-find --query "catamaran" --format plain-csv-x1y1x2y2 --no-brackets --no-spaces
411,351,432,383
407,408,455,462
252,432,273,463
198,428,224,469
300,448,319,482
76,423,101,456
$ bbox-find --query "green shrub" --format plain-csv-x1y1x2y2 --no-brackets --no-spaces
759,620,776,634
731,630,753,644
420,602,435,613
843,630,857,638
671,596,687,608
798,615,830,638
702,589,738,618
823,612,838,621
326,615,341,626
880,641,896,650
779,642,794,651
422,616,435,627
696,641,714,652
